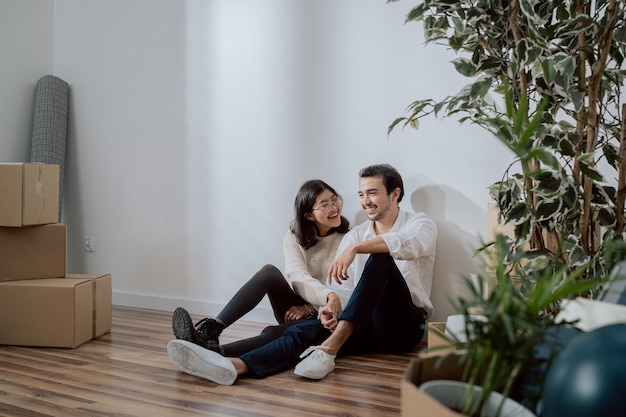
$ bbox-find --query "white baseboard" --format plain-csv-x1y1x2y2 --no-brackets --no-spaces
112,291,277,324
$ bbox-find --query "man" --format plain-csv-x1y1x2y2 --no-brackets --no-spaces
167,164,437,384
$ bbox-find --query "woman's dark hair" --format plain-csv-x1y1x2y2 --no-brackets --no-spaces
359,163,404,202
290,179,350,250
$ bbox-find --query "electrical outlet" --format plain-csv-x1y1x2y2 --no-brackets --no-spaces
85,236,96,252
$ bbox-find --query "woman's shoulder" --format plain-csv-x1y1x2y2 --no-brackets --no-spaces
283,229,298,243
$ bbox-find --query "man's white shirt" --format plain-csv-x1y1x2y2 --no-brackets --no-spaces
327,210,437,317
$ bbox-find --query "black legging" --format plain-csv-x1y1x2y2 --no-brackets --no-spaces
217,264,311,357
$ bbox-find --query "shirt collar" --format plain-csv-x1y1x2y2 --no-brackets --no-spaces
364,210,406,238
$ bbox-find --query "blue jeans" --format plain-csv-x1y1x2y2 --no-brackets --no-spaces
239,253,425,378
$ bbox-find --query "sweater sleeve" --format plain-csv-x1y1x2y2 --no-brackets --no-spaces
283,230,333,308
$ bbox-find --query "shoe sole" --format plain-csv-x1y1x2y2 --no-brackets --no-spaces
172,307,194,341
294,366,333,380
167,339,237,385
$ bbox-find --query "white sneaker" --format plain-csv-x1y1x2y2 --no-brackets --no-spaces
167,339,237,385
294,345,336,380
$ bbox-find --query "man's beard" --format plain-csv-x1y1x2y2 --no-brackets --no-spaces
366,199,391,221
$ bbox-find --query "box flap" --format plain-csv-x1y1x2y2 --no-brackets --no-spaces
22,163,59,225
402,354,466,417
66,273,112,337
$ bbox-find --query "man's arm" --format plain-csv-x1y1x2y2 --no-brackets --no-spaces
381,213,437,260
327,236,389,284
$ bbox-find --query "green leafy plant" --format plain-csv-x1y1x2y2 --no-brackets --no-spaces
388,0,626,283
388,1,626,415
449,234,611,417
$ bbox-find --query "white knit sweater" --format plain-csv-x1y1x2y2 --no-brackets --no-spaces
283,230,344,308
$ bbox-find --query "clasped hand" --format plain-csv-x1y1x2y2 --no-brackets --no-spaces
320,308,338,332
321,293,342,331
284,305,310,322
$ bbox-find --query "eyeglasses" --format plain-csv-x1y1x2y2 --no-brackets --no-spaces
312,196,343,213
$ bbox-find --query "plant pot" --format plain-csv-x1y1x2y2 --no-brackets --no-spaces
419,380,536,417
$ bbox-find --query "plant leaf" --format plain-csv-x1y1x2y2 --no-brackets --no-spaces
452,57,479,77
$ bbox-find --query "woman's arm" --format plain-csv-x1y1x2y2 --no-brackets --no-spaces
283,231,334,307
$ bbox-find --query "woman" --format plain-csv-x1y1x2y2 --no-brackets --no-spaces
171,179,349,357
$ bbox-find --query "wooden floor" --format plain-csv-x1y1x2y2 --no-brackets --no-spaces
0,305,423,417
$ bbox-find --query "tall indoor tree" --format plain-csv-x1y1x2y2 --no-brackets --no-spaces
389,0,626,283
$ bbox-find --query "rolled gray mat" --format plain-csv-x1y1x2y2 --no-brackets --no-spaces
29,75,70,222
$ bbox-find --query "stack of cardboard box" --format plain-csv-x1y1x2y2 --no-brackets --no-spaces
0,163,111,348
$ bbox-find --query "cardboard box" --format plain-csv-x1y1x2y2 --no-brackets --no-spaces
427,322,457,352
402,352,536,417
402,352,467,417
0,223,67,281
0,163,60,227
66,273,112,338
0,278,93,348
428,315,487,352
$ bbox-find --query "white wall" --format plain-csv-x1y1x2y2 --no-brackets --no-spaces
3,0,514,323
0,0,53,161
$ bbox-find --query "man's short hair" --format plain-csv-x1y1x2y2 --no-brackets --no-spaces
359,164,404,202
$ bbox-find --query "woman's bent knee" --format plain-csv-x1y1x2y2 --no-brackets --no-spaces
251,264,284,286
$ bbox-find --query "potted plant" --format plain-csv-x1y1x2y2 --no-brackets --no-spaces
418,379,535,417
405,233,615,417
453,234,606,415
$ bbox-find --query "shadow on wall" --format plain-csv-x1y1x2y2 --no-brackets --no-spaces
408,180,485,323
61,87,89,275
